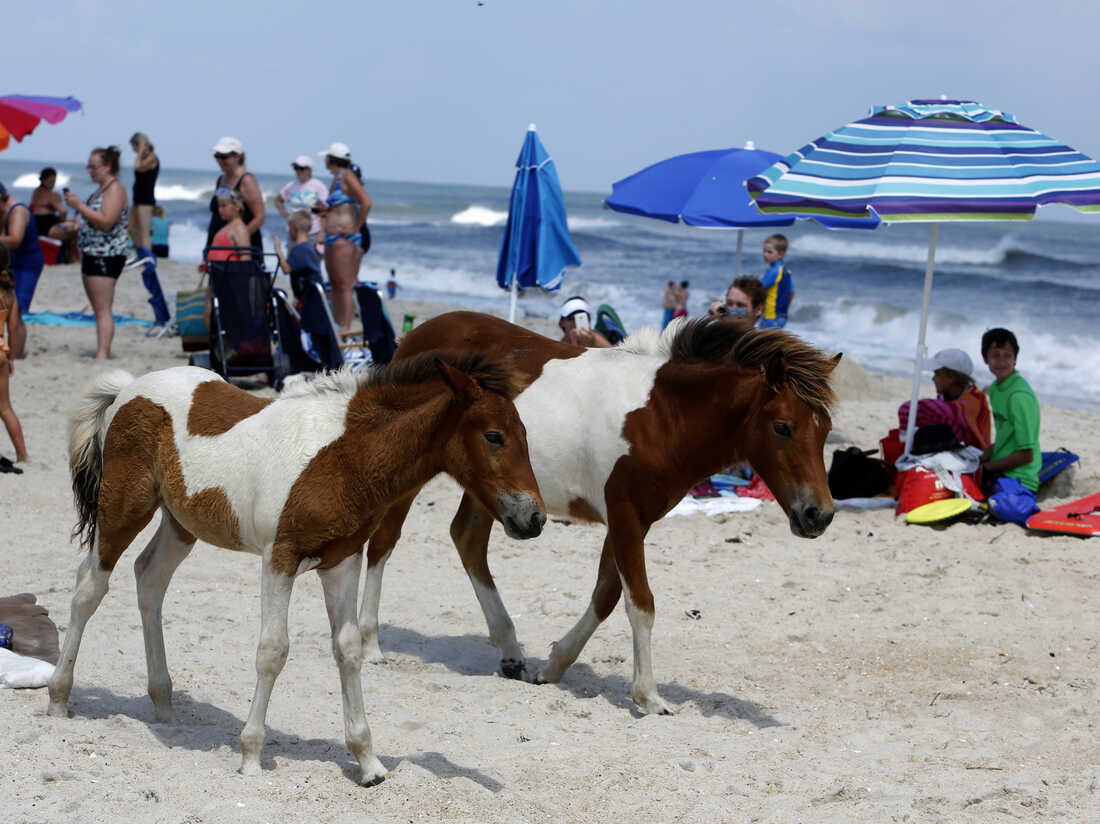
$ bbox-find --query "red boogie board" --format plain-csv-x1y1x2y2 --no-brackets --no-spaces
1026,492,1100,535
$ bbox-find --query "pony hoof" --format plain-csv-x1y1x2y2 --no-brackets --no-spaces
46,701,69,718
360,757,387,787
500,659,527,680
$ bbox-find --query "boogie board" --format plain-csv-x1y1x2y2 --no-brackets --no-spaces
906,497,974,525
1026,492,1100,536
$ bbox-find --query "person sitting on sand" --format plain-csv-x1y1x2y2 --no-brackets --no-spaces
0,246,28,467
29,167,78,263
979,328,1040,525
559,296,611,348
709,276,764,326
898,348,992,450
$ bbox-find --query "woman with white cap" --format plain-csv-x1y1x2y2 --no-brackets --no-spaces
205,137,265,256
274,154,328,243
316,141,370,330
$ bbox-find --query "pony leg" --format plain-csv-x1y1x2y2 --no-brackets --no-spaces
610,517,671,716
134,511,196,721
239,558,294,777
46,546,113,716
450,492,526,680
360,491,418,663
536,538,621,685
48,499,157,717
318,553,386,787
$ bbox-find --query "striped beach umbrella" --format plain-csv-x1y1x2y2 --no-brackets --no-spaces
0,95,83,151
748,99,1100,454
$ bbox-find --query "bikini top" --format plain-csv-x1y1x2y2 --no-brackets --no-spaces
328,172,356,209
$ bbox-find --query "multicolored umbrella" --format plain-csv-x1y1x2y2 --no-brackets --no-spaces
748,99,1100,454
604,142,878,279
496,124,581,322
0,95,83,151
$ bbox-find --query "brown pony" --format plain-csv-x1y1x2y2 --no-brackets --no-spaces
360,312,839,715
48,354,545,786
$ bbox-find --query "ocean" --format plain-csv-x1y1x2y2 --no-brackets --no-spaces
6,158,1099,410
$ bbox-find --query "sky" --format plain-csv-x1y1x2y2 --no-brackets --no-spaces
7,1,1100,193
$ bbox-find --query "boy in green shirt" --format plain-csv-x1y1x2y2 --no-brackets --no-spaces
980,327,1041,524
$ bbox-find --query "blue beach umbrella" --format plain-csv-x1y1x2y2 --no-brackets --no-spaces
749,99,1100,454
496,124,582,322
605,142,878,279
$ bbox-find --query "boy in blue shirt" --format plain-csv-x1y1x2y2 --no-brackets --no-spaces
759,233,793,328
980,327,1041,525
150,205,170,258
273,211,323,303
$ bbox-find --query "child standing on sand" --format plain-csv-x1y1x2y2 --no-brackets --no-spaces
0,245,28,469
760,233,793,328
273,211,323,304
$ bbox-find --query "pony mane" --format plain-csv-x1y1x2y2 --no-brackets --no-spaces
279,352,518,400
667,317,837,410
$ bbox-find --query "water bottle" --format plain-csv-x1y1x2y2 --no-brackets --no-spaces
402,314,415,334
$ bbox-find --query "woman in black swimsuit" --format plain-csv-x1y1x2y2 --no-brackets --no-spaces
128,133,170,325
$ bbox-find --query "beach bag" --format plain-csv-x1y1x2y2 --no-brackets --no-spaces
177,276,209,352
827,447,890,500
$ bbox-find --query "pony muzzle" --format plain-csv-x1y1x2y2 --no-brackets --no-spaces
787,493,834,538
497,491,546,539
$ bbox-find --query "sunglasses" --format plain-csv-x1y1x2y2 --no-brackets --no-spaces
292,164,307,171
214,152,238,160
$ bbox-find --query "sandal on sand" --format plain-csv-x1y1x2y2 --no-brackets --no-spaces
0,456,23,474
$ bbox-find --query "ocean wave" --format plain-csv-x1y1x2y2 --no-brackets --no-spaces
13,171,71,188
794,233,1090,268
154,183,209,202
451,205,507,227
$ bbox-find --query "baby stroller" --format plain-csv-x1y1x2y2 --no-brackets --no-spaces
190,247,291,387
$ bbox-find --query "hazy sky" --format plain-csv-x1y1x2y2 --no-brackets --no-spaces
8,1,1100,192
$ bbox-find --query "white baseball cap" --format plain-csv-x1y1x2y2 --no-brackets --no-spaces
291,154,313,169
319,141,351,161
211,136,243,155
559,296,592,320
924,348,973,378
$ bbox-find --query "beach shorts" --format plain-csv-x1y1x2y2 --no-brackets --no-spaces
152,244,169,258
81,254,126,280
986,476,1038,526
13,264,43,315
759,317,788,329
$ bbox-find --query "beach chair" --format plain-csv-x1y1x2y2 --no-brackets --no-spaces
192,247,291,387
351,282,397,364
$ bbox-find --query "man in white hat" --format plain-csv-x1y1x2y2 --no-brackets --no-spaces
275,154,328,240
558,296,611,348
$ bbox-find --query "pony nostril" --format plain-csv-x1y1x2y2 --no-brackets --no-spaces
803,506,820,525
530,512,546,533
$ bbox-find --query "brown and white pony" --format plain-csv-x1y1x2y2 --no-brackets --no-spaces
360,312,838,715
48,355,545,786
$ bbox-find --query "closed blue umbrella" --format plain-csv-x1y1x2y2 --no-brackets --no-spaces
496,124,581,322
749,99,1100,454
605,142,878,278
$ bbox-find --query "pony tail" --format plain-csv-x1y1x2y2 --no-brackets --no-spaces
69,369,134,550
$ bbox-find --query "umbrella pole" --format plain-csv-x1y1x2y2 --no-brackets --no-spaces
903,222,939,456
734,228,744,278
508,274,519,323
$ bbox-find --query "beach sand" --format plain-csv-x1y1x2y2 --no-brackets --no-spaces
2,259,1098,822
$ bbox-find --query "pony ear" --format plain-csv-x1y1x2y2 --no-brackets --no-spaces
763,352,786,393
436,358,482,406
830,352,843,371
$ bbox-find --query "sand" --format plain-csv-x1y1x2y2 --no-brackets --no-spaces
2,259,1098,823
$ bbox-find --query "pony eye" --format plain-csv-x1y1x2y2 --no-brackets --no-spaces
484,431,504,446
773,421,792,437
